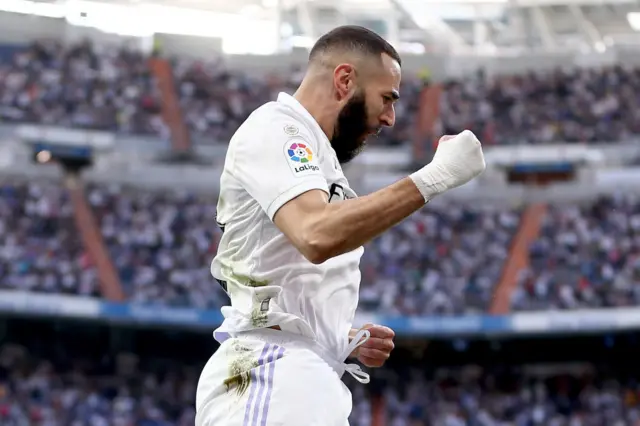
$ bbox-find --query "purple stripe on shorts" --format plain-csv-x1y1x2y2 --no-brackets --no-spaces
243,343,271,426
251,345,278,426
259,346,286,426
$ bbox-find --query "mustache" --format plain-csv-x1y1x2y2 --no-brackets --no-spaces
362,127,382,140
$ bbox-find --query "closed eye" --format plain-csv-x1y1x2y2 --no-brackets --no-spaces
384,91,400,104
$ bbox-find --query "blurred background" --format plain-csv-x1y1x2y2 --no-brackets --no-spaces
1,0,640,425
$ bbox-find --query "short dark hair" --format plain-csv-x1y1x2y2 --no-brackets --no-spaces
309,25,401,66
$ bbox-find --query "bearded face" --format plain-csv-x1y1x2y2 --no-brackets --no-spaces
330,89,381,164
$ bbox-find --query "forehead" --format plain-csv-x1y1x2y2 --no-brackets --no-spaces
369,53,401,91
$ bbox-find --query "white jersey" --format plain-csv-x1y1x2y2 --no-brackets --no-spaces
212,92,364,362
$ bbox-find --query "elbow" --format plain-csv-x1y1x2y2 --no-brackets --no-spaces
299,230,339,265
300,240,331,265
305,251,329,265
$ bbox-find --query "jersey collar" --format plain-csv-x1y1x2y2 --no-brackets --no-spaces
276,92,331,146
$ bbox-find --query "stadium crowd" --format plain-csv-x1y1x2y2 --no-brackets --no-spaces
87,184,224,309
0,343,196,426
173,59,640,147
360,202,521,315
4,181,640,318
0,41,166,136
440,66,640,145
2,42,640,315
0,178,521,315
2,340,639,426
172,57,423,146
7,177,640,317
0,180,100,297
86,182,521,315
3,36,640,426
2,41,640,147
352,366,640,426
511,194,640,312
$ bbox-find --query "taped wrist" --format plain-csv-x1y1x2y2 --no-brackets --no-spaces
409,163,451,203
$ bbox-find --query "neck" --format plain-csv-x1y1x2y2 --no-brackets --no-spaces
293,77,337,140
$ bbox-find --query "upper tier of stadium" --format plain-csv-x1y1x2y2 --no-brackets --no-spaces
1,40,640,149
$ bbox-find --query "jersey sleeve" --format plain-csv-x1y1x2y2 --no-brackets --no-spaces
230,117,329,220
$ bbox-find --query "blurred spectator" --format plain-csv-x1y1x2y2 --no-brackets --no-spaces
5,41,640,148
0,178,523,316
176,61,640,147
512,194,640,311
441,66,640,145
351,366,640,426
4,341,637,426
361,203,521,315
88,183,520,315
0,40,168,137
0,344,195,426
11,179,640,318
0,180,99,297
174,58,424,146
88,184,224,309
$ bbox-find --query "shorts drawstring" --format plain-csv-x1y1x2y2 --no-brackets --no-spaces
339,329,371,384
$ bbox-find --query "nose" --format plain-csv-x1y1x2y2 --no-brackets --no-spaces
379,105,395,128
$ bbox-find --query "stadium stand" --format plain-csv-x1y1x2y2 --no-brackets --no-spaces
360,203,521,315
88,184,224,309
3,41,640,149
173,57,424,147
3,1,640,424
511,194,640,312
5,179,518,316
0,343,197,426
0,41,166,137
440,67,640,145
173,60,640,147
1,41,639,317
0,173,527,317
0,179,99,297
2,319,639,426
354,367,640,426
91,182,521,316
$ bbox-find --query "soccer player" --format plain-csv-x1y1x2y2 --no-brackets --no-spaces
196,26,485,426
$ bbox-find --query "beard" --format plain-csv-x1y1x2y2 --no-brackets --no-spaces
330,91,380,164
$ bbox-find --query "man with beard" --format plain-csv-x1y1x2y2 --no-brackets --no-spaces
196,26,486,426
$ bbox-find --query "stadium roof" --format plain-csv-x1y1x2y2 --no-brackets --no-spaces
15,0,640,53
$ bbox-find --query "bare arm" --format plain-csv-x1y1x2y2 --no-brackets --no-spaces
273,130,485,264
273,176,424,264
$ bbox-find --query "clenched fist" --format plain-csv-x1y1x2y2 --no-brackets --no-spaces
349,323,395,368
410,130,486,201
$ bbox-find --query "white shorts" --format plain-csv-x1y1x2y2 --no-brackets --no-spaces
195,328,353,426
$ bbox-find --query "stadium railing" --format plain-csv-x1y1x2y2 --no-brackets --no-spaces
2,289,639,338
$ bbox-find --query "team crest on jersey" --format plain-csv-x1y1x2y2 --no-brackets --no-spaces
284,138,321,176
283,124,299,136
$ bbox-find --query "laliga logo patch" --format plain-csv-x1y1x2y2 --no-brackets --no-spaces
287,142,313,163
285,140,320,175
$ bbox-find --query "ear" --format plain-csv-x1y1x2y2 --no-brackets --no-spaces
333,63,356,101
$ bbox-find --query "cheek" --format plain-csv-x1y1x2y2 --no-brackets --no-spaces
366,103,384,124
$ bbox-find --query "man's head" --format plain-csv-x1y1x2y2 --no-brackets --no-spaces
306,26,402,164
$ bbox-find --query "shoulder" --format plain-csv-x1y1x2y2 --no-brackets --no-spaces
230,102,319,153
247,102,312,139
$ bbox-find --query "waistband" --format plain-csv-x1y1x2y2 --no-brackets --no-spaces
233,328,370,384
